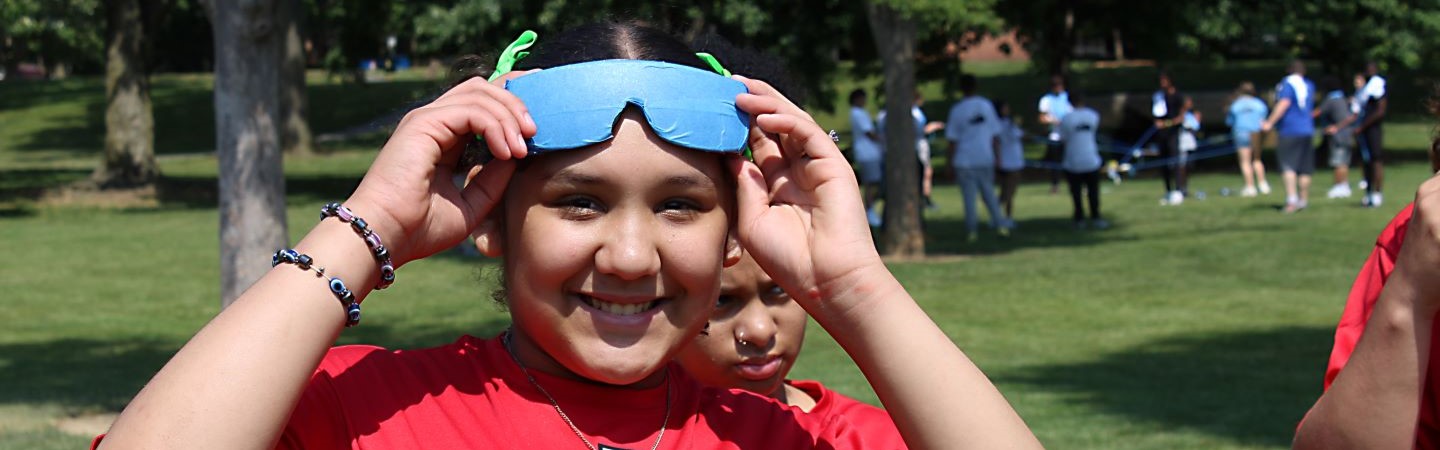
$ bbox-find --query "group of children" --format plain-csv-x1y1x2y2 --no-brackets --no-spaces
847,73,1109,236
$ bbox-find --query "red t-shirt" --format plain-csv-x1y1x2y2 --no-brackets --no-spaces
1322,204,1440,446
270,334,893,449
787,379,906,448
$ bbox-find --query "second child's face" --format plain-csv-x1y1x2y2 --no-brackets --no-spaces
1354,74,1366,90
676,253,808,397
497,109,737,386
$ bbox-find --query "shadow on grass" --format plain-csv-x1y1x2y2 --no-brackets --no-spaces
0,317,511,413
1000,325,1332,447
148,173,365,209
0,167,91,217
921,215,1137,255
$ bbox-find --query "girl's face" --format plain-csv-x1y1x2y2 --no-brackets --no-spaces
1354,74,1366,90
675,252,808,397
490,109,739,386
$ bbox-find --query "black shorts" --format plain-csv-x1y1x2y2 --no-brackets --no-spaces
1359,125,1384,163
1277,135,1315,175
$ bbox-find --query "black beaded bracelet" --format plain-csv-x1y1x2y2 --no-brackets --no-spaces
320,202,396,290
273,249,361,327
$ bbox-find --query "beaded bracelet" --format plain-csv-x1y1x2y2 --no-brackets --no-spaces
273,249,362,327
320,202,396,290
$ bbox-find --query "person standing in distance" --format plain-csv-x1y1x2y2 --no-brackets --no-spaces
1038,74,1073,195
849,88,885,226
946,74,1013,242
1356,61,1389,208
1261,59,1317,214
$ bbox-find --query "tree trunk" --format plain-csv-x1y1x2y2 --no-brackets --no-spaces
279,0,312,156
95,0,158,188
1048,0,1076,79
865,1,924,258
209,0,289,307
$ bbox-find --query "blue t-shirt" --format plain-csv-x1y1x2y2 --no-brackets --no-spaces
945,96,1000,169
1038,91,1073,140
1059,107,1102,173
1275,76,1315,137
1226,95,1268,134
849,106,883,162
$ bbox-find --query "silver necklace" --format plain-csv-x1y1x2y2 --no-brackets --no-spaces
502,330,672,450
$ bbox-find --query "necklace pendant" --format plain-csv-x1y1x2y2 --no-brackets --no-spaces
599,445,635,450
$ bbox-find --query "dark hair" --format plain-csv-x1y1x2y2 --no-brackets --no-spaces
1288,59,1306,75
992,99,1010,118
849,88,867,104
451,20,711,86
1068,90,1086,107
1318,75,1341,94
959,74,978,94
692,31,807,104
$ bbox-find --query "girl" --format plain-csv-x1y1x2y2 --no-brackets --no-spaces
676,250,905,447
994,100,1025,219
1226,81,1270,197
96,21,1039,450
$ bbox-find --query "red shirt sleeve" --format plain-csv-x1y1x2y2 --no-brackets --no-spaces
275,345,387,450
1324,204,1413,390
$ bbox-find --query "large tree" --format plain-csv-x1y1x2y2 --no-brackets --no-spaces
866,0,999,257
206,0,289,306
94,0,158,188
279,0,312,155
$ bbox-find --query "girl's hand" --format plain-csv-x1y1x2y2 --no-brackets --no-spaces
345,71,537,267
729,75,886,312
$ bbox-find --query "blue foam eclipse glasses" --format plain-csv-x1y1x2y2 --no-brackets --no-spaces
504,59,751,154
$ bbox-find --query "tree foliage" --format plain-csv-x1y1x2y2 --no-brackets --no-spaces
999,0,1440,76
1,0,103,73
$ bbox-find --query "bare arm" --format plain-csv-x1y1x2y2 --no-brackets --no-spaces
1294,178,1440,449
1359,97,1387,131
733,76,1042,449
1262,98,1291,132
98,74,534,449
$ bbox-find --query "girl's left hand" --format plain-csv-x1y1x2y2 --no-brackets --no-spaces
729,75,886,312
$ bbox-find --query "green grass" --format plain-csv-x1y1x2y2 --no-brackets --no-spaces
3,61,1438,448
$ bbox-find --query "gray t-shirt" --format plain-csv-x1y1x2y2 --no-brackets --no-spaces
945,96,1000,169
1059,107,1102,173
1316,93,1355,142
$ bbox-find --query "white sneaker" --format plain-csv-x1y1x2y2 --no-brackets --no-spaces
1258,182,1272,195
1240,186,1258,198
1370,193,1383,207
1361,193,1372,207
1326,183,1352,199
1160,190,1184,206
1359,179,1369,191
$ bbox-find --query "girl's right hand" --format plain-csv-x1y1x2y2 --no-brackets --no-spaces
344,71,537,267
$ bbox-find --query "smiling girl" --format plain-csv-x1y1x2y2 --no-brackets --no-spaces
96,21,1040,450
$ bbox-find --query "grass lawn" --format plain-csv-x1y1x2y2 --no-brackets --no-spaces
2,61,1438,449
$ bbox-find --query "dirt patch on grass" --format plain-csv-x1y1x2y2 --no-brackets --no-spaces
54,412,117,437
40,184,159,209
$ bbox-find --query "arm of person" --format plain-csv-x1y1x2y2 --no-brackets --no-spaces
1262,98,1291,132
731,75,1042,450
1359,97,1388,132
97,74,535,450
1294,181,1440,449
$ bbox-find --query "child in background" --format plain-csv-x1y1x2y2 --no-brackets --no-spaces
1314,74,1358,199
677,251,905,447
1060,91,1106,229
994,100,1026,219
1226,81,1271,197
